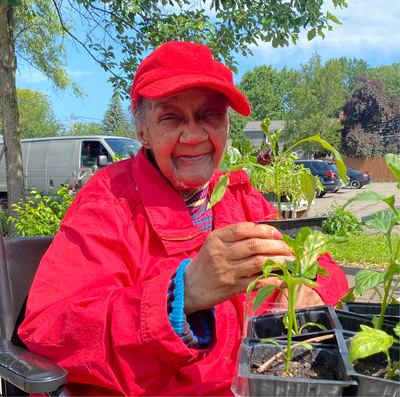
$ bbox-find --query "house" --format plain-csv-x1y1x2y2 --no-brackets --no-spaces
243,120,285,148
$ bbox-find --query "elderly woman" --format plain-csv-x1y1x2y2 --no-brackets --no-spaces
19,41,348,396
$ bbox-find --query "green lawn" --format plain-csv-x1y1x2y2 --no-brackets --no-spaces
327,233,400,269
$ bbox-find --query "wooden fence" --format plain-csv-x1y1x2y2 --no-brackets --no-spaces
319,156,397,182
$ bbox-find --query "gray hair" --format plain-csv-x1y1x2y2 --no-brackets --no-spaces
132,96,149,128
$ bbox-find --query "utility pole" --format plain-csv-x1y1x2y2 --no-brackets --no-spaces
71,113,74,135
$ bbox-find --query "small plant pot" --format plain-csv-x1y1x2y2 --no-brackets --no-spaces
334,309,398,336
258,217,327,239
262,192,289,203
335,330,400,397
247,305,341,339
341,301,400,322
233,338,356,396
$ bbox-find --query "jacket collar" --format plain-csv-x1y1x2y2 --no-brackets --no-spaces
132,148,206,255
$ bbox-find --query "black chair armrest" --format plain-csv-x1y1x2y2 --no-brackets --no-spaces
0,339,68,394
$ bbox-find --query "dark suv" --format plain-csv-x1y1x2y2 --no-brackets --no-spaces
294,160,342,197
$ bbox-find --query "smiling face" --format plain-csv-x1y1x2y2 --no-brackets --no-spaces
135,87,230,197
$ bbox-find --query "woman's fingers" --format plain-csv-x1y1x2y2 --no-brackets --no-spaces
215,222,282,243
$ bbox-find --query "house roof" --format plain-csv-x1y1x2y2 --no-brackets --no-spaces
244,120,285,133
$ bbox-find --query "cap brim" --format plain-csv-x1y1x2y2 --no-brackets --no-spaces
138,75,251,117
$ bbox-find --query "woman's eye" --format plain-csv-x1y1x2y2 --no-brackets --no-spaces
203,109,222,119
159,114,179,122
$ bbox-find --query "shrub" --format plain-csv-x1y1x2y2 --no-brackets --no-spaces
8,186,74,237
0,209,9,235
322,203,363,236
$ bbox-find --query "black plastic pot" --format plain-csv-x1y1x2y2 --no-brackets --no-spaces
233,338,356,396
334,309,398,336
258,216,327,239
262,192,289,203
335,330,400,397
341,301,400,322
247,305,341,339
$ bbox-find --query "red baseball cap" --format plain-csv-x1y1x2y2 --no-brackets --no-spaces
130,41,251,116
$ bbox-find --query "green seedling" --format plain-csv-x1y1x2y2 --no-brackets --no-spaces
349,324,400,379
211,118,346,220
247,227,347,374
342,153,400,378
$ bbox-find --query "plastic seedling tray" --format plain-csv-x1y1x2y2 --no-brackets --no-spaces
235,337,356,397
247,305,341,339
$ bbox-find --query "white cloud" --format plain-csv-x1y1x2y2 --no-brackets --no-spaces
247,0,400,70
17,64,92,87
17,66,48,85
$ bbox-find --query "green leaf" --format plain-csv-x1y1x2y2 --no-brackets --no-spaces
218,159,230,171
247,276,261,299
388,261,400,277
344,191,386,209
299,322,328,333
8,0,19,5
354,269,386,296
394,323,400,338
299,229,328,274
300,173,316,208
316,265,329,278
307,28,317,41
261,118,271,135
385,153,400,188
282,311,289,330
253,284,280,312
361,210,398,236
371,316,380,329
210,173,230,207
286,135,347,183
226,146,242,164
382,195,396,211
349,328,393,363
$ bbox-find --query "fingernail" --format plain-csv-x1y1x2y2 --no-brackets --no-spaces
272,230,282,240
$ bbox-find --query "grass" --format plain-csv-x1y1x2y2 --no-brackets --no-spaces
327,233,400,269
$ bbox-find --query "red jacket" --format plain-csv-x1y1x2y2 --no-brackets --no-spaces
19,148,348,396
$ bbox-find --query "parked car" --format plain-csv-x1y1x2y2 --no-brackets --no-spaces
294,159,342,197
347,167,372,188
326,162,349,189
0,135,142,208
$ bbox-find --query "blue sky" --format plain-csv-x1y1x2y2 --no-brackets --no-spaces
17,0,400,130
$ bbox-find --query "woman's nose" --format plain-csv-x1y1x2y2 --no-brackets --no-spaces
179,118,208,144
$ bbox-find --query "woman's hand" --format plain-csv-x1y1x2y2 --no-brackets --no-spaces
274,286,324,309
183,222,293,315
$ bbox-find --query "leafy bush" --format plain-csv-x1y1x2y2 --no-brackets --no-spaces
8,187,74,236
322,203,363,236
0,209,9,235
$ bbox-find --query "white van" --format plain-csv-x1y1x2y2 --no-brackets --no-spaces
0,135,142,204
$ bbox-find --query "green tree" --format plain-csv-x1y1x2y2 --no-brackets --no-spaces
368,62,400,98
336,57,370,93
1,0,83,233
237,65,297,120
283,53,346,156
228,110,247,138
70,122,103,136
102,90,132,137
16,89,63,138
241,136,252,155
0,0,347,233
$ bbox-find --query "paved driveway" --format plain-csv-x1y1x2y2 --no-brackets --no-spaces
308,181,400,234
